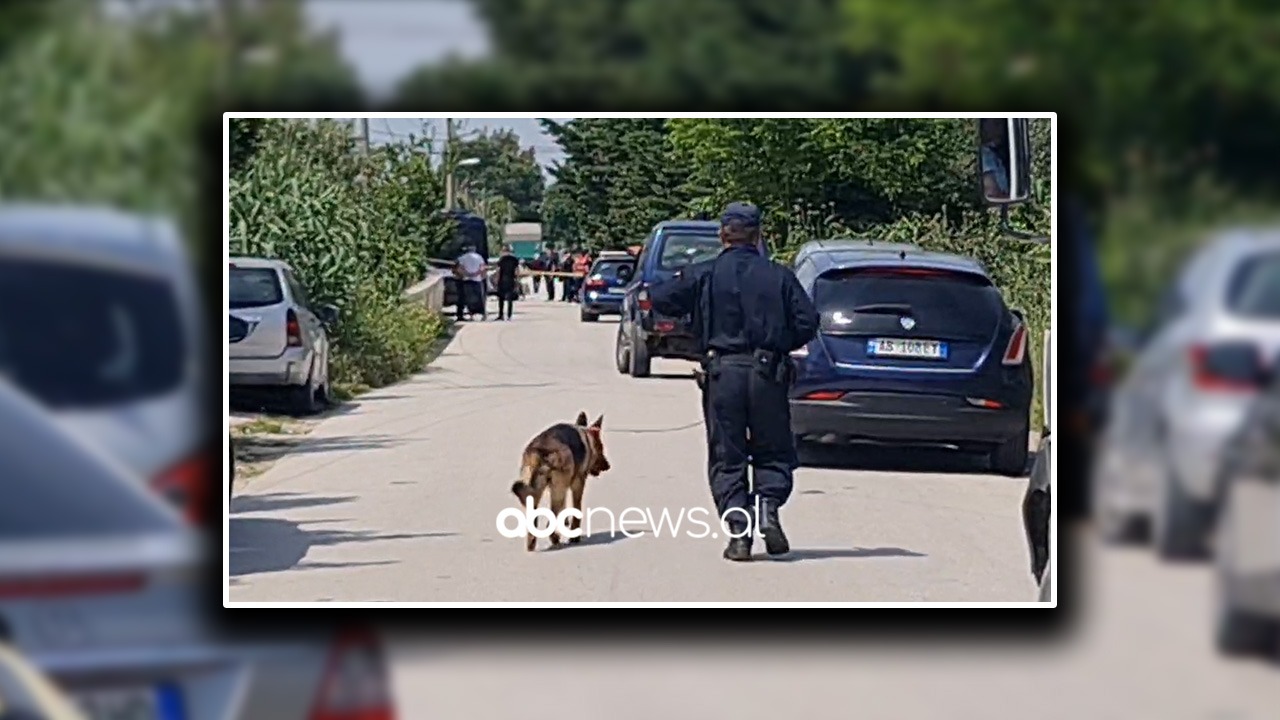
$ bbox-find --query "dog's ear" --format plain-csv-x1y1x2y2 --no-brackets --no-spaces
575,411,588,426
591,414,604,430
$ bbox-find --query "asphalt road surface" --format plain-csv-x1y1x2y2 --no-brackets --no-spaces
388,530,1280,719
228,296,1037,602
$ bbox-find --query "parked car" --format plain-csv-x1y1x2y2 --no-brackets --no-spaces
1093,229,1280,559
0,379,396,720
787,240,1034,475
615,220,767,377
228,257,338,415
580,252,635,322
1211,365,1280,657
0,204,210,524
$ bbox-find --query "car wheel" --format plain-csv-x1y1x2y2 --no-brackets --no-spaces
1154,458,1207,560
614,326,631,374
628,325,651,378
581,310,598,322
288,365,325,416
990,419,1030,476
1215,574,1279,656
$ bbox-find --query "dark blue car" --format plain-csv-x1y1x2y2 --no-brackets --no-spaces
788,240,1033,475
580,251,636,321
615,220,767,376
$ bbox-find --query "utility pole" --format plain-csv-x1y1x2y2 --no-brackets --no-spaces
444,118,456,211
359,118,370,154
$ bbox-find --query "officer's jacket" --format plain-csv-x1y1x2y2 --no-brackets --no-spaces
649,245,818,357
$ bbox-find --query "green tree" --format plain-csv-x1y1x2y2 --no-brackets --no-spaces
452,128,545,223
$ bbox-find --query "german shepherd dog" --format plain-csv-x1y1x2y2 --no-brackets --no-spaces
511,411,611,551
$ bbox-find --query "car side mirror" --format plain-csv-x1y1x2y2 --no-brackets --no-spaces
978,117,1032,205
317,304,340,326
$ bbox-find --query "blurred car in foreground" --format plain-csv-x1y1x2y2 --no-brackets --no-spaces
1094,229,1280,559
581,251,634,323
788,240,1034,476
1211,367,1280,657
229,257,339,415
0,204,209,524
0,379,396,720
616,220,768,377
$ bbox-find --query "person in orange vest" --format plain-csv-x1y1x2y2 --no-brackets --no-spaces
571,249,592,303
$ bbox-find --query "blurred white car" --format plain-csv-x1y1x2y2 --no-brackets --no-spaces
228,257,338,415
0,204,208,523
1094,229,1280,559
0,379,396,720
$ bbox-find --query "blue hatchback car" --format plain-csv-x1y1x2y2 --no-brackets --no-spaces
788,240,1034,475
615,220,768,376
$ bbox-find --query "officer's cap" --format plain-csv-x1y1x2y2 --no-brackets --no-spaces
720,202,761,229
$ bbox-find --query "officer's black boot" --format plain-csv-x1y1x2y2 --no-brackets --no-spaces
722,518,753,562
757,498,790,556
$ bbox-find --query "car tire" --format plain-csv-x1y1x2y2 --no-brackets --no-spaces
615,326,631,374
628,325,651,378
990,421,1030,476
288,365,325,416
1215,576,1279,656
581,310,598,322
1154,459,1207,560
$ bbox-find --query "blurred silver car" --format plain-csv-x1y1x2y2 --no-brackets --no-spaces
1095,229,1280,559
228,258,337,415
1212,371,1280,657
0,380,396,720
0,204,207,523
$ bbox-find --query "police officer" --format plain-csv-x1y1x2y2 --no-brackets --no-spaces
649,202,819,561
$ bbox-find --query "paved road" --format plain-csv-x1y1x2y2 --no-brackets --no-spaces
388,528,1279,719
228,296,1035,602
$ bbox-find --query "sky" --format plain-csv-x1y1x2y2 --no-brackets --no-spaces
304,1,567,171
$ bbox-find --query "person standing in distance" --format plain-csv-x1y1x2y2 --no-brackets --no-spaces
495,244,522,320
454,244,487,321
543,246,559,301
648,202,819,561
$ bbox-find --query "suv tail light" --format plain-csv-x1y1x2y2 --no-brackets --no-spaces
0,573,146,599
1190,342,1265,392
803,390,845,401
637,289,652,312
151,452,210,525
1002,324,1028,365
286,309,303,347
309,628,395,720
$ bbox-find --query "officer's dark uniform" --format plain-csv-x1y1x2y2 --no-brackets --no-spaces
648,202,819,561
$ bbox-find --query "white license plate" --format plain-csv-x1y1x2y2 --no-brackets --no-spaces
867,338,948,359
73,686,179,720
607,287,626,295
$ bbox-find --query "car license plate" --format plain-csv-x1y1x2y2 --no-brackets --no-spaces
73,685,183,720
607,287,626,295
867,338,948,359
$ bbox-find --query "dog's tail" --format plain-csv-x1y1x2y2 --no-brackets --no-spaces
512,448,552,502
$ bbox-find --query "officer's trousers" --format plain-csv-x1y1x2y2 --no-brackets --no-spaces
701,358,797,526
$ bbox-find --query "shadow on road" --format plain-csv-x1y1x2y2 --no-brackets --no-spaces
229,516,456,576
648,372,697,380
231,491,358,514
574,529,644,547
234,434,405,466
763,546,927,562
798,442,994,475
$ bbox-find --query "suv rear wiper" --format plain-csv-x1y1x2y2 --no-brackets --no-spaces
851,303,913,315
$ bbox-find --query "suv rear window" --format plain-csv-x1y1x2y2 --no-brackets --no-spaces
1226,251,1280,319
658,233,722,271
590,259,634,279
230,267,283,309
813,268,1004,340
0,257,187,409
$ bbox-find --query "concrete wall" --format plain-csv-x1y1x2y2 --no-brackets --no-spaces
403,269,449,314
